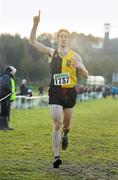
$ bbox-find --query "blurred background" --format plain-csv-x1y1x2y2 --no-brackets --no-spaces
0,0,118,95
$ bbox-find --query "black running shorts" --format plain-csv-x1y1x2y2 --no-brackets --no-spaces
48,86,77,108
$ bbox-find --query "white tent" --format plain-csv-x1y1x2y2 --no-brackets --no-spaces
87,75,105,86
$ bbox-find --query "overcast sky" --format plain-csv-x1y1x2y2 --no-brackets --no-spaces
0,0,118,38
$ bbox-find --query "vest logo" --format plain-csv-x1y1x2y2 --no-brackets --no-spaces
66,60,71,67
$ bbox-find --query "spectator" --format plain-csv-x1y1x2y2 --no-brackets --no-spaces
19,79,28,96
38,86,44,96
0,66,17,130
27,87,33,97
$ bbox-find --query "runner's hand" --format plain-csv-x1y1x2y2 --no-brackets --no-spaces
33,10,40,26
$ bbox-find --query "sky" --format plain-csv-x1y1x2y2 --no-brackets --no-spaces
0,0,118,38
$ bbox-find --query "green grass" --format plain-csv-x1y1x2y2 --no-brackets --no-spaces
0,97,118,180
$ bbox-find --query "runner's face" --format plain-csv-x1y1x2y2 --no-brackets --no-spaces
58,31,70,48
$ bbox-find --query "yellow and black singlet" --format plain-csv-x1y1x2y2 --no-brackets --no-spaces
50,49,78,88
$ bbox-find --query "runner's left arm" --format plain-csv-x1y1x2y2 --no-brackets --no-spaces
73,52,89,79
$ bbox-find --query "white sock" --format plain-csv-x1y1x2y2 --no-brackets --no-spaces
52,129,60,158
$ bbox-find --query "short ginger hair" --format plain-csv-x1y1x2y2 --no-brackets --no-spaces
57,29,71,38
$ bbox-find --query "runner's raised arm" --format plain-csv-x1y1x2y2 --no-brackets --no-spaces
29,10,54,57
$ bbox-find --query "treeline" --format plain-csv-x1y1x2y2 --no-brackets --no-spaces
0,32,118,85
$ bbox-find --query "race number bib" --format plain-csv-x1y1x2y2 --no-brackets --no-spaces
54,72,70,85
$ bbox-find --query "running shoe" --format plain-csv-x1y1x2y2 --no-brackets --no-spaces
53,158,62,168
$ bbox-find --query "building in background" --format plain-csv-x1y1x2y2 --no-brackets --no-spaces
103,23,111,49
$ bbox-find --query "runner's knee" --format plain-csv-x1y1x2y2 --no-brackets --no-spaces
50,105,63,121
55,121,62,130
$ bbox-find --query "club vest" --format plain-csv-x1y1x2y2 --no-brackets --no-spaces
50,49,78,88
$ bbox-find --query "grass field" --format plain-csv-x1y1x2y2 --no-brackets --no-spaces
0,97,118,180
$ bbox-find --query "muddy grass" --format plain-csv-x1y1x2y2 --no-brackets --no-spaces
45,161,118,180
0,159,118,180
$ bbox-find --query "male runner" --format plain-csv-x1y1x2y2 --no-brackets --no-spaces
29,11,88,168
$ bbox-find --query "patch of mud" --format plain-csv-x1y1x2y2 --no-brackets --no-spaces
46,161,118,180
2,159,117,180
